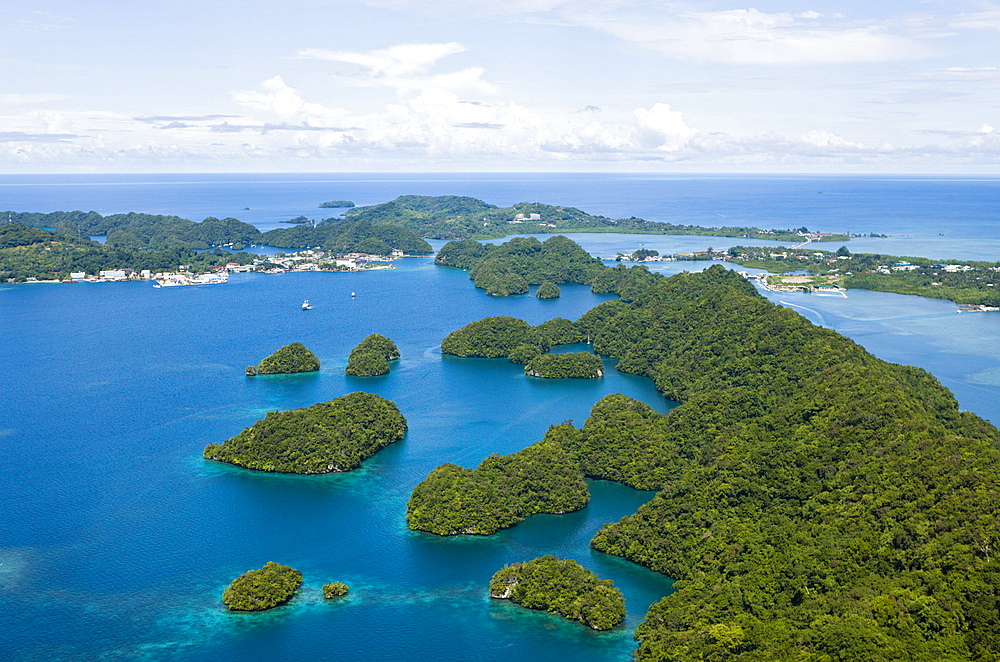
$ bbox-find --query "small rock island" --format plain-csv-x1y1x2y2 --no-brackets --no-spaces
322,582,350,598
489,555,625,630
204,392,407,474
318,200,355,208
525,352,603,378
345,333,400,376
222,561,302,611
247,342,320,376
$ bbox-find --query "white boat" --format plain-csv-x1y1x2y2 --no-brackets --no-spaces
302,299,312,310
351,292,356,298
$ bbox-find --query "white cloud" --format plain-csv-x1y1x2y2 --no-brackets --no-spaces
299,42,466,77
981,124,995,134
633,103,696,151
948,10,1000,31
232,76,349,125
589,8,920,65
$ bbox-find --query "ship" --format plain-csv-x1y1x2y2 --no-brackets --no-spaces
302,299,312,310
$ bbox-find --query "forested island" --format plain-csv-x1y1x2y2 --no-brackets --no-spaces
222,562,302,611
524,352,603,379
413,253,1000,660
203,392,406,474
345,334,399,376
441,315,584,360
248,342,320,376
319,201,355,208
342,195,851,242
406,438,589,535
489,556,625,630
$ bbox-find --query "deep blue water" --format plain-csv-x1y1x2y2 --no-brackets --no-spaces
1,174,999,661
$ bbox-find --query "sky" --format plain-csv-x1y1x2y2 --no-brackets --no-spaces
1,0,999,173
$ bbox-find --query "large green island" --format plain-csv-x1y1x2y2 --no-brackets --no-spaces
412,250,1000,660
204,392,407,474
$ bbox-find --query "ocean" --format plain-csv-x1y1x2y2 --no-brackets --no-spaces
1,174,998,661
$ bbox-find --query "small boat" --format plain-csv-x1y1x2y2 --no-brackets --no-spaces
351,292,356,298
302,299,312,310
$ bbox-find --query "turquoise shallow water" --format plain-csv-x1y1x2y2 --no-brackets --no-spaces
1,174,999,661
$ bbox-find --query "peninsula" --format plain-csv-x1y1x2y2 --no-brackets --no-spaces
203,392,407,474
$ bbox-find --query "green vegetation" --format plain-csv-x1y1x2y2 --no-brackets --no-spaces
437,235,605,296
322,582,350,598
0,223,258,283
536,281,561,299
728,245,1000,306
441,316,533,358
489,556,625,630
524,352,603,379
342,195,849,242
254,342,320,375
345,333,400,376
441,315,585,361
203,392,407,474
222,562,302,611
419,251,1000,658
319,201,355,208
262,218,432,255
406,438,589,535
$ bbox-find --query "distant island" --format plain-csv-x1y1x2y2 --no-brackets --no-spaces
247,342,320,376
222,562,302,611
280,216,312,224
524,352,603,379
342,194,853,242
489,556,625,630
536,281,560,299
203,392,407,474
345,333,399,376
319,201,355,208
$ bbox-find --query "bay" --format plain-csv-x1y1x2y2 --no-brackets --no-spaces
1,174,999,661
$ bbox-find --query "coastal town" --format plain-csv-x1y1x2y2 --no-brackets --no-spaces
20,248,408,287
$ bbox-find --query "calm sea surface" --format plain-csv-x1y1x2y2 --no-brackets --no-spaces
1,174,999,661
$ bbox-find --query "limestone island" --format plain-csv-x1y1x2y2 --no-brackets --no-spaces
203,392,407,474
406,435,588,535
319,200,355,208
323,582,350,598
536,281,561,299
246,342,320,376
489,555,625,630
222,561,302,611
441,316,584,361
525,352,603,379
345,333,400,376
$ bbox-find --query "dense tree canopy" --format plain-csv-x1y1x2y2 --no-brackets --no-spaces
255,342,321,375
489,555,625,630
203,392,407,474
346,333,399,376
406,438,589,535
536,281,561,299
420,252,1000,659
222,562,302,611
524,352,604,379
